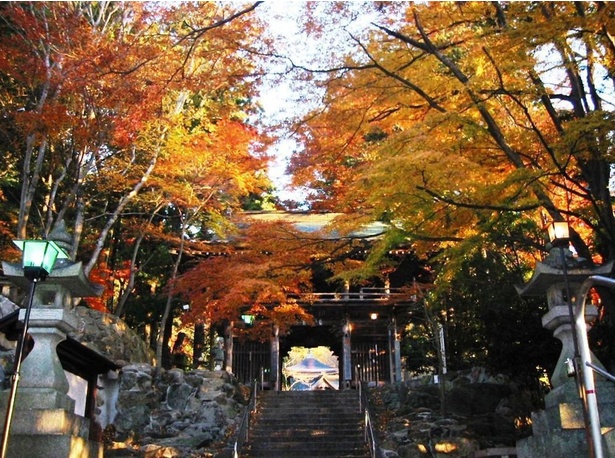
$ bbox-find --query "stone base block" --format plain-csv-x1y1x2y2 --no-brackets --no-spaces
3,434,102,458
518,382,615,458
6,409,90,437
517,428,588,458
18,388,75,411
0,387,75,412
531,402,585,434
517,427,615,458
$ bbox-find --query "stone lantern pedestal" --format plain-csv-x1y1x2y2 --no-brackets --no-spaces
0,225,104,458
516,249,615,457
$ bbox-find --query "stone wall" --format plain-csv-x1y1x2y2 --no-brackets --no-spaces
105,365,249,458
71,306,154,365
375,368,531,458
0,299,248,457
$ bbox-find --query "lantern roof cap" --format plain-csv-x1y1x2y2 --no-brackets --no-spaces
2,260,103,297
48,220,73,255
516,258,613,296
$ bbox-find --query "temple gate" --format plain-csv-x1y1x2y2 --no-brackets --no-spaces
229,288,415,390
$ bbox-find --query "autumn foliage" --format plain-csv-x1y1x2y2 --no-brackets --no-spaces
289,2,615,266
1,2,615,376
176,219,335,341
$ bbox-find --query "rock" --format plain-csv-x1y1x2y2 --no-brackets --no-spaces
391,429,409,442
108,365,249,457
396,443,422,458
370,368,523,457
447,383,510,415
380,448,400,458
123,364,154,375
71,306,154,365
141,444,181,457
119,370,139,391
495,397,513,416
166,383,194,410
165,369,185,385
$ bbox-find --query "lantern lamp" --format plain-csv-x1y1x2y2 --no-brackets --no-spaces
241,314,255,327
0,239,69,458
13,240,69,281
547,221,570,247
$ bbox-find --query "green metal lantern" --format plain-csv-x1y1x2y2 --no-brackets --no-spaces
12,240,69,281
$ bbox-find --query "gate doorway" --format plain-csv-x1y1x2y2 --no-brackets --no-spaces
283,346,339,390
352,339,389,385
230,294,411,389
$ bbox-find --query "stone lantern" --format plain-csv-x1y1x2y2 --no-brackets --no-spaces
515,246,615,457
0,222,106,458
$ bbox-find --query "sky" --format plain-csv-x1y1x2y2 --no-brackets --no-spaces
253,2,615,203
254,2,331,204
252,2,384,204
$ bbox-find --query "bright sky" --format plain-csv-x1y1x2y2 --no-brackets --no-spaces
254,2,615,201
252,2,387,204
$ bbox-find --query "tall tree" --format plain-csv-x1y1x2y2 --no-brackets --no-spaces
0,1,269,270
288,2,615,264
0,1,273,370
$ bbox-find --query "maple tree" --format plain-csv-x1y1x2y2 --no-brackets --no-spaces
0,2,269,272
269,1,615,376
175,219,348,342
0,1,274,368
288,2,615,265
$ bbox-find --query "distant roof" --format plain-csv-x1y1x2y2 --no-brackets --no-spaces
286,355,338,374
241,211,388,239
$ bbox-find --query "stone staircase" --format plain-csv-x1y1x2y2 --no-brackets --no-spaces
245,390,369,457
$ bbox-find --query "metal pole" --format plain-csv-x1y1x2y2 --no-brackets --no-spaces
559,246,594,457
575,275,615,458
388,321,394,383
0,278,38,458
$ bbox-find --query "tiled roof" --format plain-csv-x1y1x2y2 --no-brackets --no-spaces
241,211,388,239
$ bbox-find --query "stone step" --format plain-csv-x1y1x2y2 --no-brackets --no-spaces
248,452,368,458
258,398,359,405
251,424,362,433
245,390,368,458
254,412,363,423
257,392,359,402
258,397,359,404
250,431,363,441
256,412,361,420
255,410,362,417
248,442,368,457
248,433,366,445
257,405,360,412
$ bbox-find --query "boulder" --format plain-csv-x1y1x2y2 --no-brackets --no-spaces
107,366,249,457
71,307,154,365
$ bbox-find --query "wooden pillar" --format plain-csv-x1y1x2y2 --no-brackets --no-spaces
271,324,280,391
224,321,233,374
389,317,401,383
342,319,352,389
